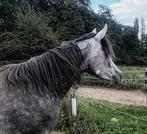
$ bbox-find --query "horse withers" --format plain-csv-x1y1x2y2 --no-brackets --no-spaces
0,24,122,134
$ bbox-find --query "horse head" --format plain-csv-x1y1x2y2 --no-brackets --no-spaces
77,24,122,83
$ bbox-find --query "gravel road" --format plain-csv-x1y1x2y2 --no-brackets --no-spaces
76,86,147,107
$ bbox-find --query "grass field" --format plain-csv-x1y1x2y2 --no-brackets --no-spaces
120,66,145,84
56,97,147,134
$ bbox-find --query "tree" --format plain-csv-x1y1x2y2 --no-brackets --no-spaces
0,0,146,65
145,35,147,49
0,5,59,60
98,5,113,19
140,17,146,48
122,26,139,51
0,0,17,31
134,17,139,36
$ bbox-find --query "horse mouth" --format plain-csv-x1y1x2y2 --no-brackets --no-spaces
95,74,121,85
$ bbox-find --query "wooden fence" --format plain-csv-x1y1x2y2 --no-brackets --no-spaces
81,75,146,90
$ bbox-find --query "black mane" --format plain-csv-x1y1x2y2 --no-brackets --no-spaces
101,37,115,59
6,43,83,98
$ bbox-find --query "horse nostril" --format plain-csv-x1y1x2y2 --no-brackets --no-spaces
112,75,117,81
115,70,122,80
112,75,121,84
118,72,123,82
120,73,122,81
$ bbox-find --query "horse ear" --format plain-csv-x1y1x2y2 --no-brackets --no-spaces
92,28,97,33
95,24,108,40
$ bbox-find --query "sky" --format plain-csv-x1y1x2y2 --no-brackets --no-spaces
91,0,147,32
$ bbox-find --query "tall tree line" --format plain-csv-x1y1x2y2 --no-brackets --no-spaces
0,0,147,65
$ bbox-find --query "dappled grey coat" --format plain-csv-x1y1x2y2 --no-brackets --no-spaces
0,42,84,134
0,26,120,134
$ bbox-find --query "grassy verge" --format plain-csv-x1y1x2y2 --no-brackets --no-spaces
56,97,147,134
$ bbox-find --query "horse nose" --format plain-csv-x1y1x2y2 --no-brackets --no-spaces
118,71,122,79
112,72,122,84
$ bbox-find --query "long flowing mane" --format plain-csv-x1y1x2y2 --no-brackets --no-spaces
5,42,83,98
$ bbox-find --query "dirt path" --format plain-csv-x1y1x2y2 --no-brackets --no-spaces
76,86,147,107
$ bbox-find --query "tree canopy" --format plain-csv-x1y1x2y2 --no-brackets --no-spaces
0,0,147,65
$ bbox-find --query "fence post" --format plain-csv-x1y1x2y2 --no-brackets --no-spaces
71,83,78,116
145,68,147,107
65,83,78,116
71,90,77,116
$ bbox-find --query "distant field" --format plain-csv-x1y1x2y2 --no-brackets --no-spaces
120,66,145,79
119,66,145,89
82,66,146,90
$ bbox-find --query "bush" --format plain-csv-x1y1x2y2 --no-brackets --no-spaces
0,5,59,60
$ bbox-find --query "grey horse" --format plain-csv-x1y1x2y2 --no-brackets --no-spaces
0,24,122,134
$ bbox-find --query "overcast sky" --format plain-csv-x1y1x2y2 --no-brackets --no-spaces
91,0,147,32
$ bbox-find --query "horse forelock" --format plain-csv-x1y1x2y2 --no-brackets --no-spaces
73,30,115,60
75,31,115,61
101,37,115,60
5,43,83,98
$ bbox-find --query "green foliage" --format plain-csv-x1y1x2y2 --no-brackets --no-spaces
134,17,139,36
15,5,59,49
122,26,139,50
0,0,146,66
56,97,147,134
140,17,146,48
98,5,113,19
0,5,59,60
0,0,17,31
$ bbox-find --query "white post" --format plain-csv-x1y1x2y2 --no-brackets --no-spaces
71,83,78,116
71,97,77,116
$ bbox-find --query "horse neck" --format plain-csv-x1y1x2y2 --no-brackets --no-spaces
39,43,84,99
5,43,84,99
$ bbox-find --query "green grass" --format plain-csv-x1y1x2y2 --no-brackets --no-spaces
120,66,146,90
57,97,147,134
120,66,145,80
